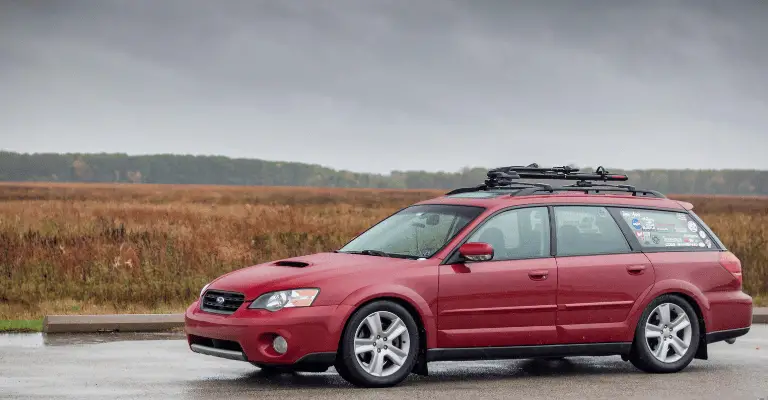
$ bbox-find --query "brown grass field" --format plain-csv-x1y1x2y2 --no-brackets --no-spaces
0,182,766,320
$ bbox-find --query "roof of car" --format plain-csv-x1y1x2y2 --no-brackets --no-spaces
426,163,688,211
417,192,687,212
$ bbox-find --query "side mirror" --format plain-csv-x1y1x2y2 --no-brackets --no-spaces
459,242,494,262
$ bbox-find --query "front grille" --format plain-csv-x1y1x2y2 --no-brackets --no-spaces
201,289,245,314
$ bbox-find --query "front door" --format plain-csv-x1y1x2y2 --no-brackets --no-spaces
437,207,558,348
552,206,655,344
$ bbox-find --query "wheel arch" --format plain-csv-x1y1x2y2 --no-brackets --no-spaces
338,285,437,349
337,296,428,361
632,279,712,332
632,285,710,360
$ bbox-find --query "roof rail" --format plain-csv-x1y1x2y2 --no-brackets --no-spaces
446,163,666,198
515,186,666,198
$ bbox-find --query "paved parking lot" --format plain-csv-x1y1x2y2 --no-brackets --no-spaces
1,326,767,400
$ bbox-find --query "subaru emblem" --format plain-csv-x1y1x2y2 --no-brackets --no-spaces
216,296,225,304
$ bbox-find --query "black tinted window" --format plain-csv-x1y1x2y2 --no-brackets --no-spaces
467,207,550,260
616,209,715,250
554,206,630,256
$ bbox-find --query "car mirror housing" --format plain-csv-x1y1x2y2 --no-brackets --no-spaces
459,242,494,262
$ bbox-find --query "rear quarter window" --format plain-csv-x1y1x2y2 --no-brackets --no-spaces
615,209,716,250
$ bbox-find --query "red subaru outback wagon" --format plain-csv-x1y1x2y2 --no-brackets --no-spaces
185,165,752,387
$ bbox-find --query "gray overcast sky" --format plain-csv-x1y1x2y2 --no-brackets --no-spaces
1,0,767,173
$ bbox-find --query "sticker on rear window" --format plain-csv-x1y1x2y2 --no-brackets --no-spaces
619,208,714,251
687,221,698,233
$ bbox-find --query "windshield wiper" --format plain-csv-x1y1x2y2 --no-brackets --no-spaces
340,250,419,260
360,249,392,257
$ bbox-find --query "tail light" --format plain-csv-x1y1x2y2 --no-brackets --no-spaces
719,252,743,288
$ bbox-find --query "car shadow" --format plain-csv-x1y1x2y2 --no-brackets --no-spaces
182,356,710,393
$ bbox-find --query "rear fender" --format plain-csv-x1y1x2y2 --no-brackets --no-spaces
631,280,711,359
632,279,712,329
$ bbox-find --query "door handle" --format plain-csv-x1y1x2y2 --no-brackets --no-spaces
528,270,549,281
627,265,646,275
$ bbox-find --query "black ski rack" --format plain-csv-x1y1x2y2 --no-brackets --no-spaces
446,163,665,198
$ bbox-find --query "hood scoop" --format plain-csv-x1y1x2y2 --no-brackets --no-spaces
272,260,310,268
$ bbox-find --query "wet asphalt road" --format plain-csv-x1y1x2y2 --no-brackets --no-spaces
1,326,767,400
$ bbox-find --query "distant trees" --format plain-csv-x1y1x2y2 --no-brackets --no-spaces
0,151,766,195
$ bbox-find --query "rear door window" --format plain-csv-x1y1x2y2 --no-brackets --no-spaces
554,206,631,256
615,209,716,250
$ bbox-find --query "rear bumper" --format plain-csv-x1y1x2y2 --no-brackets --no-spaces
707,290,753,332
184,300,352,367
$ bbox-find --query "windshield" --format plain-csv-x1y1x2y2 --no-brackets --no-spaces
339,204,484,259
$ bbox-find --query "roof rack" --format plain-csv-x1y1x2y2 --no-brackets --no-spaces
446,163,666,198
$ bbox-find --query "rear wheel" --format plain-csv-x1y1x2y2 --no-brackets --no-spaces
629,294,700,373
335,300,420,387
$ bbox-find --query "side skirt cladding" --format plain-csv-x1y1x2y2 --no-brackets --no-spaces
426,342,632,362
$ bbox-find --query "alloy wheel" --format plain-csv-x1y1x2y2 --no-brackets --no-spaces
353,311,411,377
644,303,693,363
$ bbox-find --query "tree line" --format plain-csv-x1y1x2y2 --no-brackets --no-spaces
1,151,767,195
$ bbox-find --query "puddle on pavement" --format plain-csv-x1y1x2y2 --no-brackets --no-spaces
0,331,185,348
0,333,44,348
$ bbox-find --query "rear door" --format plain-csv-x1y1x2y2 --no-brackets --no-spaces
553,206,655,344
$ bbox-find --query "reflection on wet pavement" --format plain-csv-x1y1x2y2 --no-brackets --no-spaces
0,327,766,399
0,331,184,348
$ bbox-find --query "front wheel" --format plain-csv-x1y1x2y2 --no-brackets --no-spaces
629,294,700,373
335,300,420,387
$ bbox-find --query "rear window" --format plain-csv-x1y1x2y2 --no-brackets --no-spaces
688,211,727,249
615,209,716,250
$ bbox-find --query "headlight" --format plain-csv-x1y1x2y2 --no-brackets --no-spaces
199,283,211,298
248,289,319,311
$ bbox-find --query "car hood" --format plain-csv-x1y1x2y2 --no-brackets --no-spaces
207,252,416,300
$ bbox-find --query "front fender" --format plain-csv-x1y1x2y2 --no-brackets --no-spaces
338,284,437,348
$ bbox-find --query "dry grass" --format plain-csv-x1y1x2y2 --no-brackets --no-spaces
0,183,766,320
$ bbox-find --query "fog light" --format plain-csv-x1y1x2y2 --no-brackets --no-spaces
272,336,288,354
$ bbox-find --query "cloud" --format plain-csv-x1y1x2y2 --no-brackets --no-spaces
1,0,767,172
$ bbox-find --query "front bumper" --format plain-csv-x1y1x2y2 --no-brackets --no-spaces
184,300,352,367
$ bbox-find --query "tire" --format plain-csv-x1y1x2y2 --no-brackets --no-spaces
335,300,420,387
629,294,700,373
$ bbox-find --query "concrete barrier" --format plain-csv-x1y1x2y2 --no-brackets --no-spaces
754,307,768,324
42,308,768,334
43,314,184,333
